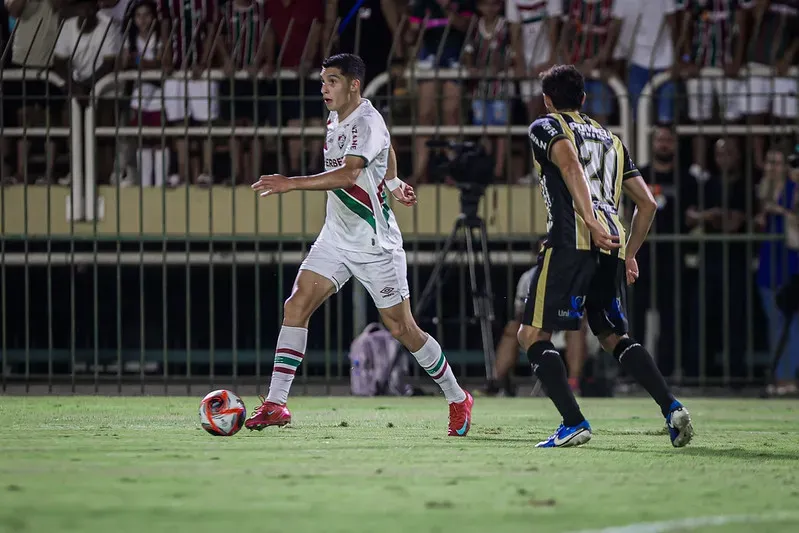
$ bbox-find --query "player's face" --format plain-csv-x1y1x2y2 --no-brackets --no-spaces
321,67,357,112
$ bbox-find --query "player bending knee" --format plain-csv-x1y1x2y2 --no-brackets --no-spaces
521,64,693,449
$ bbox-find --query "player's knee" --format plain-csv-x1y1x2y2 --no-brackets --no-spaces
599,333,628,358
282,294,313,326
386,319,414,341
517,324,548,351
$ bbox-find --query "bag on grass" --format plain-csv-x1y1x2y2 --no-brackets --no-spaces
348,323,413,397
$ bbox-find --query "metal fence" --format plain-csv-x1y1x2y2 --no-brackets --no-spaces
1,7,798,393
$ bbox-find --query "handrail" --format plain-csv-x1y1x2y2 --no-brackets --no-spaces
0,68,83,219
363,67,631,144
0,68,70,137
636,65,799,166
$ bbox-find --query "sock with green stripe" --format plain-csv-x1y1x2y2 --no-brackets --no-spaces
266,326,307,405
412,334,467,404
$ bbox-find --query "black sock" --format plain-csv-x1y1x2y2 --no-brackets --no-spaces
613,338,676,417
527,341,585,427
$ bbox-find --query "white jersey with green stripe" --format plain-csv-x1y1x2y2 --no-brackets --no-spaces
317,99,403,254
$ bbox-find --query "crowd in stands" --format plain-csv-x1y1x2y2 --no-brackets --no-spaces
1,1,798,387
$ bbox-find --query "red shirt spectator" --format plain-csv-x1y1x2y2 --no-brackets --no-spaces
264,0,325,68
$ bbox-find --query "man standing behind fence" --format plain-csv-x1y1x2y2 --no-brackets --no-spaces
158,0,220,186
739,0,799,172
262,0,328,176
217,0,269,185
4,0,61,184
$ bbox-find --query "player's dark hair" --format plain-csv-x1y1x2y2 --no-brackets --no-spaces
539,65,585,111
322,54,367,87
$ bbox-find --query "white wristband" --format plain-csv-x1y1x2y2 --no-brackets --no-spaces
385,177,402,192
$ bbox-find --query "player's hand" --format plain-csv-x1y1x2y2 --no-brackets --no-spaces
588,223,621,251
252,174,295,197
625,257,639,286
391,182,417,207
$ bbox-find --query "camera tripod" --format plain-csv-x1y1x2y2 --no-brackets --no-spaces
414,206,497,381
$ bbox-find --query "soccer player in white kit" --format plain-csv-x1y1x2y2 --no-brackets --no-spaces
247,54,474,436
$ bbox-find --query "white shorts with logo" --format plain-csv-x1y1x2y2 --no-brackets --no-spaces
299,239,410,309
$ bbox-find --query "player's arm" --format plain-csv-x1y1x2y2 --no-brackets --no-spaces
384,144,417,206
550,139,620,250
621,174,658,260
253,156,365,196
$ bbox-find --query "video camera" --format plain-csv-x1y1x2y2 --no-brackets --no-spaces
425,139,495,220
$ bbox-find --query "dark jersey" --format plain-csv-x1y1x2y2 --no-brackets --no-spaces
528,111,640,260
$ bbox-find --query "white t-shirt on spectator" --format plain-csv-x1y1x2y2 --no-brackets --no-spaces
130,35,164,112
505,0,562,67
613,0,677,70
54,13,122,81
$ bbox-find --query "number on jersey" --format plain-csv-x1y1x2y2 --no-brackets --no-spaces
579,140,616,204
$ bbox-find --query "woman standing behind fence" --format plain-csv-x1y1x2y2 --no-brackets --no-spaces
125,0,170,187
755,146,799,396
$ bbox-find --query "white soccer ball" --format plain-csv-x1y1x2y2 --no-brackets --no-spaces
199,389,247,436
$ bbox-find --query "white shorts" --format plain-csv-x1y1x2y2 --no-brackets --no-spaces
164,79,220,123
299,239,410,309
744,70,797,118
686,77,744,121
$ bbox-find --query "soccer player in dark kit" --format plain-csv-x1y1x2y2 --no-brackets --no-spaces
519,65,694,448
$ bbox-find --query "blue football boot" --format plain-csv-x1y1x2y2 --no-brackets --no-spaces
666,400,693,447
536,420,592,448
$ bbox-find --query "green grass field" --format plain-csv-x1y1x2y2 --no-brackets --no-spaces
1,396,798,533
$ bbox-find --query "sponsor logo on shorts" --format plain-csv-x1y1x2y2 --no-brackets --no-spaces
558,295,585,319
380,286,396,298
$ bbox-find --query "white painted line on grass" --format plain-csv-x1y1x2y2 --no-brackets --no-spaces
574,512,799,533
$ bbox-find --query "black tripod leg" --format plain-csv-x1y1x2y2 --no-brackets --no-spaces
770,317,793,381
464,223,497,381
414,217,464,317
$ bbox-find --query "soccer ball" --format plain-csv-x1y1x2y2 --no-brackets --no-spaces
199,389,246,436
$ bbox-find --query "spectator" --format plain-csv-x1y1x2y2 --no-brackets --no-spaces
407,0,474,183
755,146,799,395
53,0,122,183
506,0,561,120
124,0,168,187
464,0,510,181
99,0,136,186
614,0,679,124
217,0,269,185
684,137,752,382
159,0,221,186
557,0,621,125
632,125,685,376
740,0,799,171
263,0,327,176
4,0,62,184
676,0,747,182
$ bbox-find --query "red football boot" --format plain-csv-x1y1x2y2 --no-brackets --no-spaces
448,390,474,436
245,395,292,430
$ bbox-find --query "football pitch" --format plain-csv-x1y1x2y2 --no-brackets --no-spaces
1,396,798,533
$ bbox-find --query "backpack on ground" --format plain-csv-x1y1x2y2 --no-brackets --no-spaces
348,323,414,397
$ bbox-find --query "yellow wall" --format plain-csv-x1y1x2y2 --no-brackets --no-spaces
1,185,548,238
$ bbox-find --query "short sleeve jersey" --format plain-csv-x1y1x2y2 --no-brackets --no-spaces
317,99,403,254
529,111,640,259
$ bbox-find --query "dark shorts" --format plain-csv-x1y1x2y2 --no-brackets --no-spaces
522,247,629,337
